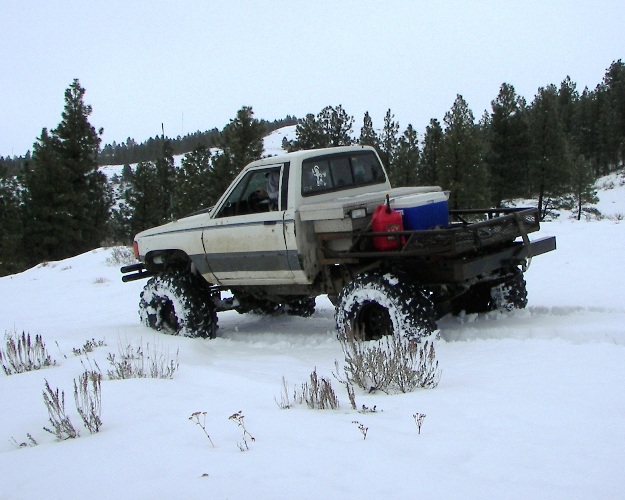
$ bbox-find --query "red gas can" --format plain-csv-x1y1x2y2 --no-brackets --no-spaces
371,195,404,251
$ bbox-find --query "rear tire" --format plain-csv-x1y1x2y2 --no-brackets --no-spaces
491,271,528,311
285,297,316,317
452,270,528,315
139,270,218,338
335,272,436,342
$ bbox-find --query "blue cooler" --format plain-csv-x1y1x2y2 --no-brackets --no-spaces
393,192,449,230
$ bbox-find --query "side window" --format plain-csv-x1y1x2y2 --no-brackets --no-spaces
214,167,283,218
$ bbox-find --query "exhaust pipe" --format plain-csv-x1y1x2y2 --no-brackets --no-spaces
120,262,153,282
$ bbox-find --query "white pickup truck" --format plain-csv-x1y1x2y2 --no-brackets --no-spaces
122,145,555,341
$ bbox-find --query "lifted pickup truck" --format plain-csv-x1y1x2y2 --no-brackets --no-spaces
122,145,556,341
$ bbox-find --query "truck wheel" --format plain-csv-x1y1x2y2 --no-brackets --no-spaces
139,270,218,339
491,271,528,311
452,270,528,315
285,297,316,317
335,272,436,342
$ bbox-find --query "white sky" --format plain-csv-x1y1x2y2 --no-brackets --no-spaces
1,0,624,157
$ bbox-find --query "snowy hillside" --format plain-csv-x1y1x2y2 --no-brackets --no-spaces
100,124,296,180
0,171,624,499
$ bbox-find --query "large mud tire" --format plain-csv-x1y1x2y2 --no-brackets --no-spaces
452,270,528,315
285,297,316,317
139,270,218,338
335,272,436,342
491,272,528,312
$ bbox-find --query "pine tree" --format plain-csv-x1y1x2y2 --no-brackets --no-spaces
359,111,378,147
173,145,212,217
0,172,24,275
21,80,112,264
594,85,618,175
575,87,601,175
558,76,579,140
528,85,571,219
288,106,354,151
154,139,176,221
568,154,599,220
438,95,490,209
287,113,325,151
318,105,354,147
379,109,399,176
601,60,625,168
487,83,530,206
122,161,163,238
209,106,266,200
220,106,265,169
419,118,443,186
390,124,420,187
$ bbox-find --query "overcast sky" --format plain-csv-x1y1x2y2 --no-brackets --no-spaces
1,0,624,157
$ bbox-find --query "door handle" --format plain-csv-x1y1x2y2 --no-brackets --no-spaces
264,220,277,225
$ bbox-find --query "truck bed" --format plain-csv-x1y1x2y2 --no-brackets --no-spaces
316,207,553,262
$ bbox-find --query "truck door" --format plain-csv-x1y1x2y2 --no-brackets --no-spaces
201,163,299,285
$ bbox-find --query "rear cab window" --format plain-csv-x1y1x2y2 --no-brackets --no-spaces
301,151,386,196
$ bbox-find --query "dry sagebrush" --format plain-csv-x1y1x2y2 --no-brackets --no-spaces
1,331,56,375
336,326,441,394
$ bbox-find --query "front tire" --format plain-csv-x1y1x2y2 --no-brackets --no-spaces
335,272,436,342
139,270,218,338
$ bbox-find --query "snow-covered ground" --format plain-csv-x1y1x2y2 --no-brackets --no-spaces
1,169,624,499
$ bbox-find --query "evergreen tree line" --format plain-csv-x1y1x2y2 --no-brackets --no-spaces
0,80,267,276
0,80,112,275
0,118,296,176
1,61,624,276
284,60,625,219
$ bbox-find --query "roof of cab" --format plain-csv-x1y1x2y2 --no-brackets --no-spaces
246,145,377,168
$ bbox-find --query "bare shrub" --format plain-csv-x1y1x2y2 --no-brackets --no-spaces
74,371,103,434
189,411,215,447
301,368,339,410
228,411,255,451
9,434,38,448
72,338,106,356
413,412,426,435
275,376,296,409
345,382,357,410
106,340,179,380
337,326,441,394
1,331,56,375
352,420,368,440
106,246,136,266
42,380,79,440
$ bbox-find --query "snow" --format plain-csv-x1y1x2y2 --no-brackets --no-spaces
263,125,296,157
1,171,625,499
